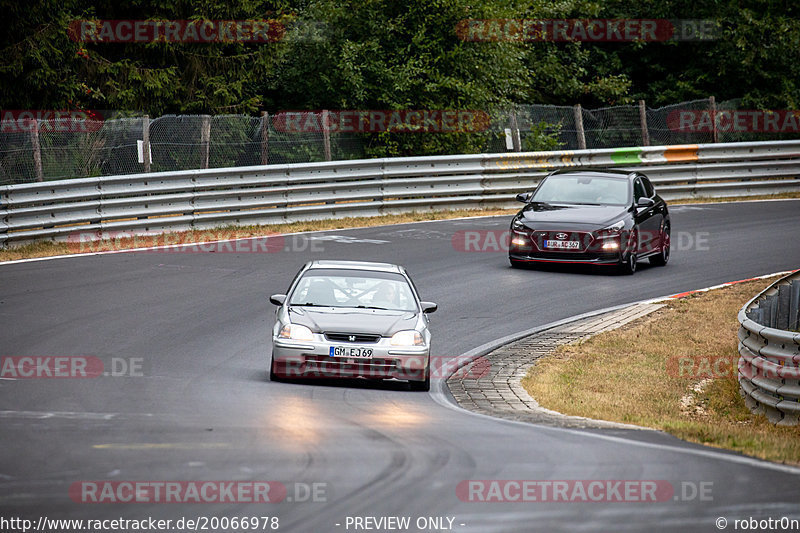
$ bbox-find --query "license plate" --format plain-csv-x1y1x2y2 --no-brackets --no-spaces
329,346,373,359
544,240,580,250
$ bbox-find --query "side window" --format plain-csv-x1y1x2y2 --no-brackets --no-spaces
642,176,655,198
633,178,647,201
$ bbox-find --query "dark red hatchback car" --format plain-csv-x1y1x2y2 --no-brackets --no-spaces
508,169,670,274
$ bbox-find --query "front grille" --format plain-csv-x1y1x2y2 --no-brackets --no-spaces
304,355,398,378
530,251,594,260
532,231,594,252
325,333,381,344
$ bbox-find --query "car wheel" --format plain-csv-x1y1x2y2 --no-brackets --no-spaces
618,241,639,276
409,368,430,391
649,224,670,266
269,356,284,382
618,252,637,275
617,232,639,276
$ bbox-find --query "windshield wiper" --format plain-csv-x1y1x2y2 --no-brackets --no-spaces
293,302,329,307
352,305,391,310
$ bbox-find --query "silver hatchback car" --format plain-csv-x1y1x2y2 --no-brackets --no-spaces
269,260,437,390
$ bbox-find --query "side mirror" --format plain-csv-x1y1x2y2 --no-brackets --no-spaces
269,294,287,306
636,197,655,209
420,301,438,314
515,192,533,203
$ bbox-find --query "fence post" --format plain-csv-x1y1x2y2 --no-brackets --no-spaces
573,104,586,150
142,115,151,173
29,119,44,182
510,111,521,152
322,110,332,161
639,99,650,146
709,96,718,143
200,115,211,169
260,111,270,165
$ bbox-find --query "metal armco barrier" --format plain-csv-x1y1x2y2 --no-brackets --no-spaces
2,139,800,247
738,270,800,426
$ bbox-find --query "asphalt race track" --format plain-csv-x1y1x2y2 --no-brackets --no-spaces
1,199,800,532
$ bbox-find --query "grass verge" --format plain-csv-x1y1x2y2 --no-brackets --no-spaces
669,191,800,204
0,208,514,262
521,276,800,465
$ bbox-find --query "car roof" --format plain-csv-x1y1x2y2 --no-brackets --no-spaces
549,168,639,180
306,260,403,274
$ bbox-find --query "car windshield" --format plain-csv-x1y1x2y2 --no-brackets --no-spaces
532,175,630,206
289,269,417,312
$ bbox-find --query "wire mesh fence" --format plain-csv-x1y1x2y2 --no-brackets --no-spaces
2,98,798,185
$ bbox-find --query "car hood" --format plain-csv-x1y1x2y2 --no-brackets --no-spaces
288,306,418,336
519,203,627,229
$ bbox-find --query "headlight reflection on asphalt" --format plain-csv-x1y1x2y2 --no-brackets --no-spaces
263,397,323,448
365,403,427,428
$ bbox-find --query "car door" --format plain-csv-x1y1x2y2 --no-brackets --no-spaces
642,176,667,248
633,176,660,254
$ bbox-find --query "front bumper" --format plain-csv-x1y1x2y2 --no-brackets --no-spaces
271,338,430,381
509,228,626,265
508,251,622,265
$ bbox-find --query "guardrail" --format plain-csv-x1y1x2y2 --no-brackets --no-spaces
738,270,800,426
2,139,800,247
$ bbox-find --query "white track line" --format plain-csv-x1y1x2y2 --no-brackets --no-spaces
431,268,800,475
5,201,800,470
2,197,798,266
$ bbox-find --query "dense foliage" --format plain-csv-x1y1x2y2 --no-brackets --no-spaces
2,0,798,155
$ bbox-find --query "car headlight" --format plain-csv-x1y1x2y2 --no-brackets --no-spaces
597,220,625,238
390,330,425,346
511,217,527,231
602,220,625,233
278,324,314,341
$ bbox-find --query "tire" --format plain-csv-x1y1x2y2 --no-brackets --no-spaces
649,224,670,267
617,229,639,275
618,231,638,275
269,356,283,382
618,251,637,275
409,367,431,391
